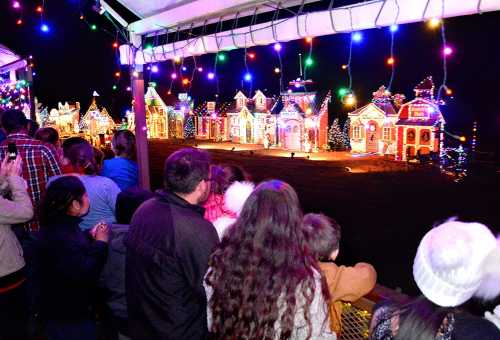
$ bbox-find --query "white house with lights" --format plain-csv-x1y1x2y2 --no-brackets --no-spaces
348,86,399,154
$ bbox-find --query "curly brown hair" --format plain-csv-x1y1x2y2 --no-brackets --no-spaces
205,180,328,340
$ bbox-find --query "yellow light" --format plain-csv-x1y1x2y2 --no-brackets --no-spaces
182,78,189,85
174,56,181,63
274,67,280,74
446,88,453,95
306,108,312,115
114,72,121,77
387,57,395,65
305,36,313,43
167,91,172,95
341,64,348,70
459,136,466,142
428,18,441,28
344,94,356,107
132,71,139,78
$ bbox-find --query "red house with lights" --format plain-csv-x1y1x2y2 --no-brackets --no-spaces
395,76,445,161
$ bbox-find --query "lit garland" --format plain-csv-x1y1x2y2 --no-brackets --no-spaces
0,80,31,114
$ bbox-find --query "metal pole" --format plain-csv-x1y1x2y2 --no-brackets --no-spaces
131,66,150,190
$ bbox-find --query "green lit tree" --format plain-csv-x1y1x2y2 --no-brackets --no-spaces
184,115,195,139
342,118,351,150
328,118,344,150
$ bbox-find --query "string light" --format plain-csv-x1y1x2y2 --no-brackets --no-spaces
305,57,314,67
114,72,121,77
387,57,395,65
36,5,43,13
443,46,453,56
126,86,131,91
389,24,399,32
151,65,159,73
352,32,363,43
12,1,21,9
80,15,84,20
174,56,181,63
459,136,466,142
305,37,313,43
338,88,349,97
40,23,50,33
274,43,282,52
171,73,177,79
90,24,97,31
217,53,226,62
16,19,23,25
182,78,189,85
428,18,441,29
248,52,256,59
181,66,187,72
343,93,357,107
207,72,215,80
197,67,203,72
132,71,139,78
112,42,119,48
445,87,453,95
341,64,348,70
112,85,117,90
274,67,280,74
244,72,252,82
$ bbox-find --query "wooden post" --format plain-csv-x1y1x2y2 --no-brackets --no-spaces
131,66,150,190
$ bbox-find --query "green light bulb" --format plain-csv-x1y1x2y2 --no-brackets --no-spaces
338,88,348,97
218,54,226,62
305,57,314,66
90,24,97,31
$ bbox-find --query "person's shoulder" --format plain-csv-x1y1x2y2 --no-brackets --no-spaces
319,261,340,277
454,312,500,339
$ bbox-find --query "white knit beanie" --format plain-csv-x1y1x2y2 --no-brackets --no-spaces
413,220,500,307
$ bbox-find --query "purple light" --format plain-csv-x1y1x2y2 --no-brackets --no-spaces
182,66,187,71
207,72,215,80
427,107,435,114
151,65,159,73
274,43,282,52
12,1,20,9
126,86,131,91
210,113,217,119
294,82,301,88
197,67,203,72
443,46,453,56
171,73,177,79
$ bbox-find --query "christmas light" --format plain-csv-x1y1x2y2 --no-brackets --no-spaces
443,46,453,56
182,78,189,85
112,85,117,90
80,15,84,20
197,67,203,72
428,18,441,28
217,53,227,62
114,72,121,77
207,72,215,80
126,86,131,91
305,57,314,67
446,88,453,95
113,42,119,48
341,64,348,70
36,5,43,13
352,32,363,42
305,37,313,43
171,73,177,79
344,93,356,106
40,24,50,33
12,1,21,9
459,136,466,142
90,24,97,31
132,71,139,78
145,44,153,51
274,67,280,74
274,43,282,52
387,57,395,65
181,66,187,72
338,88,348,97
390,24,399,32
16,19,23,25
244,72,252,82
151,65,159,73
248,52,256,59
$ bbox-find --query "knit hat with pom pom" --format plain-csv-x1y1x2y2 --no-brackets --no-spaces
413,219,500,307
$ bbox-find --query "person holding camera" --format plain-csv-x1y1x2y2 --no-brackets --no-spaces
0,154,35,340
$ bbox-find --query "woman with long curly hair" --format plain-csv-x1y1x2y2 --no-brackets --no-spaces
204,180,336,340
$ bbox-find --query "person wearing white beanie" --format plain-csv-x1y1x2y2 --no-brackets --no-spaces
370,219,500,340
212,181,254,240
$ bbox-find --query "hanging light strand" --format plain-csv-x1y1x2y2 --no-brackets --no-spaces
437,0,448,102
387,0,400,92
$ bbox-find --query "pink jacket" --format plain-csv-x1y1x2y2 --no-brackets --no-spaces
0,176,34,278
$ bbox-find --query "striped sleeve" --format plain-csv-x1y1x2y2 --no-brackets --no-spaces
41,146,62,177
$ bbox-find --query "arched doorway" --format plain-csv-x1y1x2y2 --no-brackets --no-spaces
284,120,301,150
245,120,252,143
366,122,378,153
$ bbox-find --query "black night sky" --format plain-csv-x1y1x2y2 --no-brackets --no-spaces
1,0,499,153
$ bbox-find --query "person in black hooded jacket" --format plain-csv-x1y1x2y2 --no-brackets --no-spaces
38,176,109,340
125,148,219,340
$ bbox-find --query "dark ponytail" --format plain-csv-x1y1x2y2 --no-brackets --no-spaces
39,176,86,227
62,137,98,175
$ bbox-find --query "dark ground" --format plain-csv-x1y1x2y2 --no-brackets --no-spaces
148,140,500,296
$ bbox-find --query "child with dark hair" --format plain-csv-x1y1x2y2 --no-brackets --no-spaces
35,127,63,163
303,213,377,334
50,138,121,230
38,176,109,340
101,130,138,190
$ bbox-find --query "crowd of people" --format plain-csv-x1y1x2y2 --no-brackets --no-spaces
0,108,499,340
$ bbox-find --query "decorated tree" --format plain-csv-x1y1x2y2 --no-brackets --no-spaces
342,118,351,150
184,115,195,139
328,118,344,150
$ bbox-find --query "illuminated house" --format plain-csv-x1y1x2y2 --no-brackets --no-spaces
145,85,170,138
80,93,115,137
46,102,80,136
192,101,231,140
348,86,399,154
395,76,445,161
168,93,193,139
271,90,330,151
226,90,276,144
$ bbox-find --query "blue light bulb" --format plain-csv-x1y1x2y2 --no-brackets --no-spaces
244,72,252,81
390,24,399,32
352,32,362,42
40,24,50,33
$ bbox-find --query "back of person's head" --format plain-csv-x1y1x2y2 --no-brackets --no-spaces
206,180,324,339
222,164,247,188
62,137,98,175
27,119,39,137
413,218,500,307
115,187,155,224
39,176,86,227
303,213,341,261
93,147,104,170
1,109,28,134
112,129,136,159
164,148,211,194
34,127,59,146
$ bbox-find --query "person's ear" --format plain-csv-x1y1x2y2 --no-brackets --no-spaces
330,249,340,261
68,199,81,215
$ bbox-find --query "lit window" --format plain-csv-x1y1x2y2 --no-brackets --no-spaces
383,127,391,140
353,126,361,139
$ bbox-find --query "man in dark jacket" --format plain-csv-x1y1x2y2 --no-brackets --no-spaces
125,148,219,340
